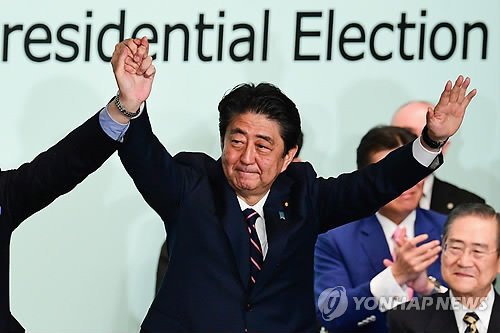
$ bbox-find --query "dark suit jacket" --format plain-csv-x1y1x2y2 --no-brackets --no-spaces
0,112,118,332
314,208,447,332
118,110,440,333
387,290,500,333
430,177,485,214
155,241,169,293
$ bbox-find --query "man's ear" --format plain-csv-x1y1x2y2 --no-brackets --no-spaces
280,145,299,172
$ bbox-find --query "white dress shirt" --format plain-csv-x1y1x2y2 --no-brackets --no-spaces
451,286,495,333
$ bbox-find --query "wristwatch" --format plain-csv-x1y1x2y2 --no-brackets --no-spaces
114,91,142,119
421,125,449,149
428,275,448,294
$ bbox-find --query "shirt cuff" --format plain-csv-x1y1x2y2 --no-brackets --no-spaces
99,105,130,142
370,266,409,312
412,137,441,167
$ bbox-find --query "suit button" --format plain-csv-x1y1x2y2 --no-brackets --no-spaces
246,303,253,312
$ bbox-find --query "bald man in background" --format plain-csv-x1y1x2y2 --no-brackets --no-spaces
392,101,484,214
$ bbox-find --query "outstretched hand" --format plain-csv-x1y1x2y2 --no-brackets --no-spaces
426,75,476,142
111,36,155,113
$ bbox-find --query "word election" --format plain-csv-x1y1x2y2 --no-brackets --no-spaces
1,9,488,63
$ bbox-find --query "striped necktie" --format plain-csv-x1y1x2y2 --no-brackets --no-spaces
243,208,263,290
463,312,479,333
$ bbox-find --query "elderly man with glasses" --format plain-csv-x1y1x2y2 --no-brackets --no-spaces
388,203,500,333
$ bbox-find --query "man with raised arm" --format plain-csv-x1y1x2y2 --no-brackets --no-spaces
108,37,476,333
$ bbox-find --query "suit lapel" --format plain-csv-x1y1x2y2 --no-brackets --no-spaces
487,292,500,333
360,216,392,273
425,293,458,333
414,208,439,239
210,160,249,289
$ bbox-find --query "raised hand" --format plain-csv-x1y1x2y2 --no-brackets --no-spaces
110,36,155,114
426,75,477,142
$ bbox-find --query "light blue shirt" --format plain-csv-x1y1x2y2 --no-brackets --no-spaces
98,105,129,142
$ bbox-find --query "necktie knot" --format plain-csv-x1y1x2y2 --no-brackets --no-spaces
243,208,259,227
392,226,403,241
464,312,479,333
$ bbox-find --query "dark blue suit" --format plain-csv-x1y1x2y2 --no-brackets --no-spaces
118,110,440,333
314,208,447,332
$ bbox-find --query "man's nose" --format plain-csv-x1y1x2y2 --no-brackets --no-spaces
457,249,474,267
240,144,256,164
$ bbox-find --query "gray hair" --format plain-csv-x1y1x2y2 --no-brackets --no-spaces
442,203,500,254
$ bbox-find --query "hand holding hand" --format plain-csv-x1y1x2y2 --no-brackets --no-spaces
110,36,155,114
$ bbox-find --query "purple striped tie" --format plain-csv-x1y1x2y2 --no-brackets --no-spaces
243,208,263,290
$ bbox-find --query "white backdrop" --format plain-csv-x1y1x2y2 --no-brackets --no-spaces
1,0,499,331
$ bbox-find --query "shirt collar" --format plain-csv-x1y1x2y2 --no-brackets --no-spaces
376,210,416,240
236,191,269,218
450,285,495,331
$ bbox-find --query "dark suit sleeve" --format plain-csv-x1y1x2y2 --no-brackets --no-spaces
314,143,439,233
118,108,200,224
0,111,119,231
314,232,382,331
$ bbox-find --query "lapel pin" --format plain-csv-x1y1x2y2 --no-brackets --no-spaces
279,211,285,220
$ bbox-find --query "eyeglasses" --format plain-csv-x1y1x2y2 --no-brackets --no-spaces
443,241,498,260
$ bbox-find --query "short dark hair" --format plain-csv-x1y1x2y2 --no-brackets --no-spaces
442,203,500,254
356,126,417,169
218,83,301,156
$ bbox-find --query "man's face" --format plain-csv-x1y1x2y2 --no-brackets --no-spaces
441,215,500,298
221,112,296,204
370,149,424,217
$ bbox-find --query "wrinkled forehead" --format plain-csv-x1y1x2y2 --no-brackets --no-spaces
447,215,499,247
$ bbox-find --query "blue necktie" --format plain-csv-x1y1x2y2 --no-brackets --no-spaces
243,208,263,290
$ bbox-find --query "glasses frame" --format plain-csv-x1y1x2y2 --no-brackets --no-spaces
442,239,498,260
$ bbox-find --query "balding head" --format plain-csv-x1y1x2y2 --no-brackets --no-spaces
391,101,433,136
392,100,451,154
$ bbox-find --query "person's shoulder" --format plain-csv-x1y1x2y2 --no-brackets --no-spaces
389,293,443,317
417,207,447,223
433,177,485,203
285,161,316,175
173,152,217,172
318,215,372,239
